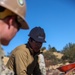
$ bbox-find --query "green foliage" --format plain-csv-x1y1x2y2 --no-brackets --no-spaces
49,47,57,52
48,45,57,52
61,43,75,63
43,51,55,60
43,43,75,65
40,47,46,52
43,50,61,65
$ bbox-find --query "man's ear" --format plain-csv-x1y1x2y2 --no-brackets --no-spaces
4,16,13,29
9,16,15,25
7,16,15,29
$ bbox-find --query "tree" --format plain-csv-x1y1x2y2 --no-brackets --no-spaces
43,50,60,65
49,47,57,52
61,43,75,63
40,47,46,52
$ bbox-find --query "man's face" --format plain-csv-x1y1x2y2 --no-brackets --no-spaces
29,38,43,53
1,16,21,45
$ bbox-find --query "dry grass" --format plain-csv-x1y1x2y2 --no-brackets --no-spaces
53,52,63,59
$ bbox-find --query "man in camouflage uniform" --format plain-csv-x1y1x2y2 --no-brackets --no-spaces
0,0,29,74
7,27,46,75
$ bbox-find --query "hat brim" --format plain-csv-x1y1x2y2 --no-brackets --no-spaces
0,4,29,30
20,18,29,29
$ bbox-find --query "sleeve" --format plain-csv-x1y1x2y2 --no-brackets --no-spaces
15,50,28,75
38,54,46,75
7,48,28,75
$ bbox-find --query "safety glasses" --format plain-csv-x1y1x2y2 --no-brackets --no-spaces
31,38,42,45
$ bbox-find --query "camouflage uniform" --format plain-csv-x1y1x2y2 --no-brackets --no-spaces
38,54,46,75
0,44,14,75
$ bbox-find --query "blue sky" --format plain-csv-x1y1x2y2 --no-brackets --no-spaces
2,0,75,55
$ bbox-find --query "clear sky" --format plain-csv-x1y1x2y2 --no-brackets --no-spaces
2,0,75,55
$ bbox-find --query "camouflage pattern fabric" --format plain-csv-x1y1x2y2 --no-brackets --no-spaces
0,44,14,75
38,54,46,75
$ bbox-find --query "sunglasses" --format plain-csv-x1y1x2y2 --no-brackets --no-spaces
30,38,42,45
